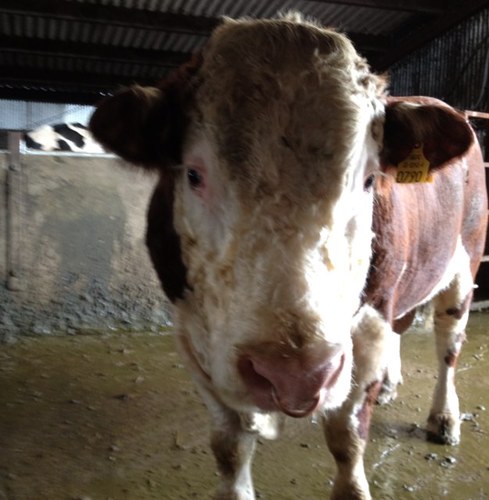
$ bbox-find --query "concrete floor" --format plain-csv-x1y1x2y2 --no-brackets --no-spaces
0,312,488,500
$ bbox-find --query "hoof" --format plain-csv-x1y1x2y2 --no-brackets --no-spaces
426,413,460,446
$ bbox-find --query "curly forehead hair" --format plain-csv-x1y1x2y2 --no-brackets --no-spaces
209,11,388,100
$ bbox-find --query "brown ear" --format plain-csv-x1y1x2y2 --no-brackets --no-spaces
89,53,202,168
89,84,185,168
382,100,473,169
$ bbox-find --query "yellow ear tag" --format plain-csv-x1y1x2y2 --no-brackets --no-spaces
395,144,433,183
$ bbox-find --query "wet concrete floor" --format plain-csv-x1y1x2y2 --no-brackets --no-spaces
0,312,488,500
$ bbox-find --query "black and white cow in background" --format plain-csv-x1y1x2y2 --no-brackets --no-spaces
24,123,105,153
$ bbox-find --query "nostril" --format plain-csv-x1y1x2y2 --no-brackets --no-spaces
237,357,274,392
237,348,347,416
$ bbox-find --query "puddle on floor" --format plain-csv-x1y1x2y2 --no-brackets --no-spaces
0,313,488,499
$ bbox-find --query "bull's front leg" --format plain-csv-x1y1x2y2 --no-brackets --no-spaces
322,306,389,500
203,398,257,500
322,387,379,500
176,334,258,499
428,285,472,445
376,328,402,405
210,408,257,500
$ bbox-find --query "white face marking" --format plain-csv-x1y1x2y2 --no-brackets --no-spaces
173,109,382,413
177,136,240,265
169,18,387,414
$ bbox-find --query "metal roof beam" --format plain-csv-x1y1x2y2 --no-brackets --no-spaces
0,0,219,34
0,66,161,91
0,30,388,63
308,0,446,14
0,87,103,105
0,36,189,68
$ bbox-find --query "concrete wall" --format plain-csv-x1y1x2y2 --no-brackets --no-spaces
0,153,172,340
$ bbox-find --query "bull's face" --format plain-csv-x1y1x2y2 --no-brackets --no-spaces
175,116,379,416
91,16,385,417
90,15,471,418
172,24,385,416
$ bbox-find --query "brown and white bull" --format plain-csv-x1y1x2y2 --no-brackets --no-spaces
89,13,488,500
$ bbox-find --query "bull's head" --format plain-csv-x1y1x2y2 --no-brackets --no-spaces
90,14,472,419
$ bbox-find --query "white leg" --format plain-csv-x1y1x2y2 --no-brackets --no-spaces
176,330,258,499
322,392,375,500
428,273,473,445
210,407,257,500
322,305,389,499
376,329,403,405
193,383,257,500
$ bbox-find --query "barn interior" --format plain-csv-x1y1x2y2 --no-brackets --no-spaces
1,1,489,499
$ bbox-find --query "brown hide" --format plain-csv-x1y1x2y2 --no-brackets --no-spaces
146,174,188,302
144,96,486,314
90,60,486,320
86,17,489,497
89,57,203,302
89,54,202,169
381,96,473,167
365,97,488,330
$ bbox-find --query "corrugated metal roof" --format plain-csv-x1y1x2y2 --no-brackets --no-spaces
67,0,411,36
0,0,488,105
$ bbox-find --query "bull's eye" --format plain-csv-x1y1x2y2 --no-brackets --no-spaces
364,174,375,191
187,168,203,189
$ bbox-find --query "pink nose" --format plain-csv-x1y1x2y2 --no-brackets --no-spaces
237,343,345,417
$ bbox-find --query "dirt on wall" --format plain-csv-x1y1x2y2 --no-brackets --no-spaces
0,153,172,341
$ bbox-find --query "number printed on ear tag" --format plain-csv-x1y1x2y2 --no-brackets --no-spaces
395,144,433,183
